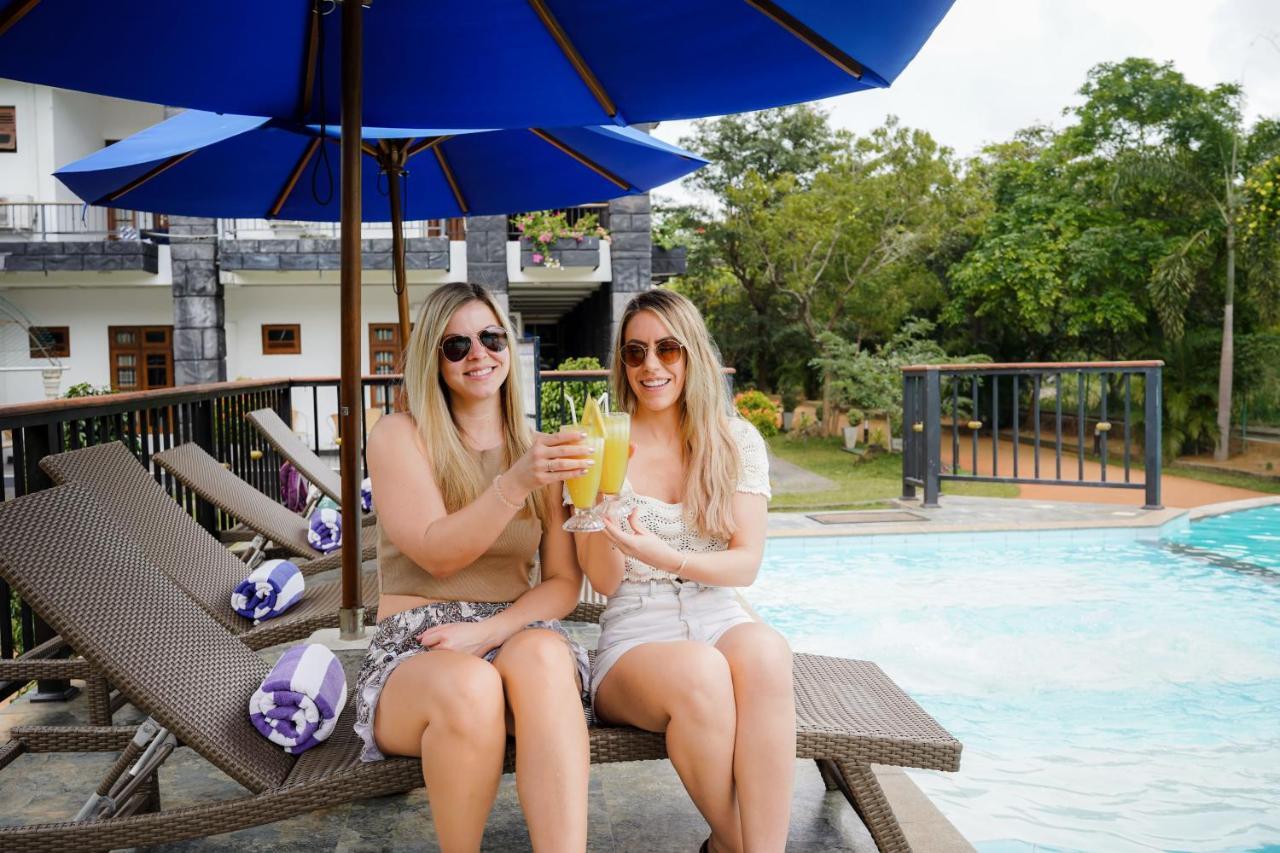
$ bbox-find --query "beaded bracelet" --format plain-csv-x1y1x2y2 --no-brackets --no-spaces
492,474,524,511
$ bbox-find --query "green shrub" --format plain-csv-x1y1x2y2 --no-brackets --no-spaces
735,389,779,437
540,356,608,432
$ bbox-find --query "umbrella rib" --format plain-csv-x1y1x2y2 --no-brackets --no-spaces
406,136,450,159
526,0,617,118
297,2,321,118
531,129,630,191
432,147,469,214
743,0,864,79
270,137,321,217
0,0,40,38
104,150,198,203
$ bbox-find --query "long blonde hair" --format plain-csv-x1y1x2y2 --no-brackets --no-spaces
610,288,739,539
402,283,541,519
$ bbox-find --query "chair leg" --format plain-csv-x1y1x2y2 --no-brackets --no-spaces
825,760,912,853
815,758,841,791
86,675,112,726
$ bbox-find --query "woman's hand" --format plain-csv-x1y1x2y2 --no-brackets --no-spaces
602,507,680,574
417,620,505,658
506,430,597,495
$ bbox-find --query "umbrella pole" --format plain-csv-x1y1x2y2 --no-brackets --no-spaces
385,155,412,356
338,0,365,639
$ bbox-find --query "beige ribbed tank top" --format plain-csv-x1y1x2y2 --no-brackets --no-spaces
377,446,541,603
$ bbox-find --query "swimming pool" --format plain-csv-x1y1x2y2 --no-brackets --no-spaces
747,505,1280,853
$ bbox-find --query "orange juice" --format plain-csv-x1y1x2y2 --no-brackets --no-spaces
599,412,630,496
564,433,605,510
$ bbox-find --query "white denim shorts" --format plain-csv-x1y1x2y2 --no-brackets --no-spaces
590,579,754,704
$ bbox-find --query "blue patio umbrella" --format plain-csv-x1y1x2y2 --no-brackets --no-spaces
0,0,956,128
54,109,707,343
54,111,705,222
0,0,954,630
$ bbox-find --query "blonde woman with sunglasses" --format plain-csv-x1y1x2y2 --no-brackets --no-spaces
574,289,795,853
357,283,594,852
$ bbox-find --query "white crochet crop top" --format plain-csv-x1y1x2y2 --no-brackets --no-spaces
616,417,770,584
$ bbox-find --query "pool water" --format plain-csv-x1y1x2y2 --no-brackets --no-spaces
746,506,1280,853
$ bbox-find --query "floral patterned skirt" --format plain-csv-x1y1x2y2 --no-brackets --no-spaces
353,601,590,762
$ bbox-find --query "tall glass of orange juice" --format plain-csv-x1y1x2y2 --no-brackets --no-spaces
598,412,630,519
562,430,605,532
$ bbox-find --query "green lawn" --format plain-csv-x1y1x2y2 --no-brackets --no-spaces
1164,464,1280,494
766,436,1018,511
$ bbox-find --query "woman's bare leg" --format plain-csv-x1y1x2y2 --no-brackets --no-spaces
492,628,590,853
715,623,795,853
375,650,507,852
595,641,743,853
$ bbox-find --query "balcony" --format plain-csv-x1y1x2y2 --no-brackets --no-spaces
0,202,164,276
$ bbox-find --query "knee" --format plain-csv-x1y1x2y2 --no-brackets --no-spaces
495,629,575,682
726,625,793,689
434,662,505,737
667,645,736,726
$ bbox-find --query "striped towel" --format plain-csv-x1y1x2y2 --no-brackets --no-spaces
249,643,348,754
231,559,305,625
307,507,342,553
360,477,374,513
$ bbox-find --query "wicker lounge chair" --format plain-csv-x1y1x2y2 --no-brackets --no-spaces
0,485,961,852
245,407,377,527
152,442,376,574
39,441,380,652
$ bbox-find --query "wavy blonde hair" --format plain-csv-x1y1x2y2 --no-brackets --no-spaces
610,289,739,539
402,283,542,519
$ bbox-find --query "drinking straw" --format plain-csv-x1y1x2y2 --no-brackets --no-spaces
569,395,577,426
602,392,609,413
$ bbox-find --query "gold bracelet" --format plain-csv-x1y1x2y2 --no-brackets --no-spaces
492,474,524,511
676,555,689,578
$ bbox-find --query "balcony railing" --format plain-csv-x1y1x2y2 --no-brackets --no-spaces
218,217,464,241
507,203,610,240
901,361,1163,509
0,201,164,242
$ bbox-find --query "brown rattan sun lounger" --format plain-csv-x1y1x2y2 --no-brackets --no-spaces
0,485,961,852
39,442,380,652
245,407,377,526
152,442,376,575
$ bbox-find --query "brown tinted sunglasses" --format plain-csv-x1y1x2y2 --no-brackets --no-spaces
440,327,509,362
620,338,685,368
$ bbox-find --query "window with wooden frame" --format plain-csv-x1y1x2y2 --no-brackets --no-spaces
28,326,70,358
108,326,173,392
368,323,406,409
262,324,301,355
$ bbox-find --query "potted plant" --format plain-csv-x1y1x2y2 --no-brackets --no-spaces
779,386,800,432
514,209,609,269
842,408,864,451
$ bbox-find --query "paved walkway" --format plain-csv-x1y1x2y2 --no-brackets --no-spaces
768,451,838,494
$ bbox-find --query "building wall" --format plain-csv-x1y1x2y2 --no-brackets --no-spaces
0,80,54,201
0,284,172,402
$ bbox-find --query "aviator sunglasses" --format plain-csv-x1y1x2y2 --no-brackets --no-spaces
620,337,685,368
440,326,509,362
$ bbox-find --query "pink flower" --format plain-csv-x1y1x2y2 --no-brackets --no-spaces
516,222,524,232
531,252,544,264
538,232,553,244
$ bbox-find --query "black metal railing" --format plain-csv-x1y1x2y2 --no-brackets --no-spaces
536,368,737,432
901,361,1163,509
506,203,611,240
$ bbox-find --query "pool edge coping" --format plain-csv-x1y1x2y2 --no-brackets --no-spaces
1187,494,1280,520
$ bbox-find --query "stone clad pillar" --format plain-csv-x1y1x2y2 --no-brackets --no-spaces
604,193,653,359
169,216,226,385
464,215,510,312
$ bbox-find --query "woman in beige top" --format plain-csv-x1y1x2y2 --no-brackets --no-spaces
356,283,593,852
575,289,795,853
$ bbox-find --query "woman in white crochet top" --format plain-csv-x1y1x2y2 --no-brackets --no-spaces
574,289,794,853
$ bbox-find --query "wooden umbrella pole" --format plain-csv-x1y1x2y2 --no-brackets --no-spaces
384,144,412,352
338,0,365,636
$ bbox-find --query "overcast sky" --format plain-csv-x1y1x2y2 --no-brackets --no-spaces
650,0,1280,207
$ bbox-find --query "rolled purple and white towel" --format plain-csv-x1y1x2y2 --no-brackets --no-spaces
307,507,342,553
231,559,305,625
360,477,374,513
249,643,348,754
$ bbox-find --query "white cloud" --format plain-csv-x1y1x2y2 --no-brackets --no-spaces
651,0,1280,207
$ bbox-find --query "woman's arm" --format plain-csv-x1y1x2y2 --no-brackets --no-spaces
601,491,768,587
368,413,593,578
574,517,626,597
